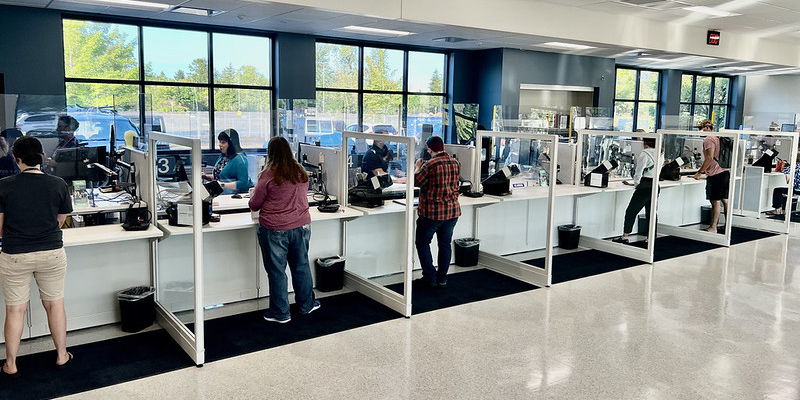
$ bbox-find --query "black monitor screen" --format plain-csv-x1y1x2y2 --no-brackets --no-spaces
52,146,107,183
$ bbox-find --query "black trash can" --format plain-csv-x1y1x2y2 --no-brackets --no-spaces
701,205,712,225
454,238,480,267
118,286,155,333
315,256,346,292
637,214,649,236
557,224,581,249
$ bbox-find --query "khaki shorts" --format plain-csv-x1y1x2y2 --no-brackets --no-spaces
0,248,67,306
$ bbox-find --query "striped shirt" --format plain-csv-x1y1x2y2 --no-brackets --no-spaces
415,152,461,221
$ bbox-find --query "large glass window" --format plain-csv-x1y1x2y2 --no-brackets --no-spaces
63,20,139,81
63,18,273,149
213,33,270,86
613,68,661,132
315,41,447,142
143,27,208,83
681,73,731,130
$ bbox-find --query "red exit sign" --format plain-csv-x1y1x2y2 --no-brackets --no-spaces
707,30,720,46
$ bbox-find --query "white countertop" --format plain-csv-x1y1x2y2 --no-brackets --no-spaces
63,224,162,247
160,206,365,236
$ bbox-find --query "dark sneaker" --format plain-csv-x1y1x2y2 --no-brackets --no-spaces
436,281,447,288
612,237,629,244
301,300,321,315
263,310,291,324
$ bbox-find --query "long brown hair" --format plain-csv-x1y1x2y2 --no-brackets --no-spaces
266,136,308,185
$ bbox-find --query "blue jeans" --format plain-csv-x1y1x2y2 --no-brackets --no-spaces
415,216,458,285
257,224,315,319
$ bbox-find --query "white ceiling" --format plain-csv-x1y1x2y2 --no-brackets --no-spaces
2,0,800,75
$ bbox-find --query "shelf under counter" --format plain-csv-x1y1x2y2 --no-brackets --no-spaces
62,223,162,247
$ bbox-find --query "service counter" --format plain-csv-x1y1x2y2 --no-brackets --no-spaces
155,205,364,312
14,225,163,342
344,195,498,280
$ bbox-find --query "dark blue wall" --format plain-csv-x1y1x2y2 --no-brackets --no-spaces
660,69,682,117
274,33,316,100
731,76,746,129
474,49,504,128
0,5,65,96
500,49,615,117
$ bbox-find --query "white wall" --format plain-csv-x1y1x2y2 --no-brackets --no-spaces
743,75,800,130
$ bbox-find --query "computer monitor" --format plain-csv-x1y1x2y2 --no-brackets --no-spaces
52,146,107,183
753,149,778,172
156,154,189,181
781,124,796,132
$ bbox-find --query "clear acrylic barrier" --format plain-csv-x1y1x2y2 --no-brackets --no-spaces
656,130,739,246
474,130,558,286
149,132,205,365
341,131,416,317
722,129,798,234
573,130,661,261
448,103,479,145
741,113,799,132
1,94,67,132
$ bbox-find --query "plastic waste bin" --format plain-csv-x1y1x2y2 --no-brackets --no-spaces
557,224,581,249
701,205,712,225
454,238,480,267
637,214,649,236
315,256,346,292
118,286,155,333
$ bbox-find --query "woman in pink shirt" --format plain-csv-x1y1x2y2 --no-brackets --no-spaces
249,137,319,323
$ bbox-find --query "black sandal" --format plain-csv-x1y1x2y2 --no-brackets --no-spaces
56,352,74,369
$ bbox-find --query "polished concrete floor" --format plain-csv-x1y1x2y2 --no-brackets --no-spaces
39,228,800,399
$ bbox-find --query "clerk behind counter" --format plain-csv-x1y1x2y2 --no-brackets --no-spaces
203,129,252,194
361,130,405,183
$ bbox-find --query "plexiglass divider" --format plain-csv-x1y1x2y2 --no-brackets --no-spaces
574,130,662,264
148,131,204,366
473,130,558,287
656,130,740,247
340,131,415,317
741,113,799,132
722,129,798,234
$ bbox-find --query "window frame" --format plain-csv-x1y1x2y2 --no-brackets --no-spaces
680,73,732,129
613,66,661,132
62,14,276,149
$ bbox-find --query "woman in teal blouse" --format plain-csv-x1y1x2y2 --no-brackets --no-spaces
210,129,252,194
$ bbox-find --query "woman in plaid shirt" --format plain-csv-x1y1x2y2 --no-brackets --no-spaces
413,136,461,288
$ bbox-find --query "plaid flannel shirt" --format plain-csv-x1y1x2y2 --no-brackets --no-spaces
415,152,461,220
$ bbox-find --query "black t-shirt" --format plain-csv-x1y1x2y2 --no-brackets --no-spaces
0,173,72,254
362,144,392,180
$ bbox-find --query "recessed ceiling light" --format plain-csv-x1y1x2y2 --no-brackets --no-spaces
335,26,413,37
536,41,596,50
170,6,222,16
432,37,470,43
637,57,669,63
61,0,171,10
683,6,741,18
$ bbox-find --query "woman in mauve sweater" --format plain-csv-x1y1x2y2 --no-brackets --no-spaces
248,137,319,323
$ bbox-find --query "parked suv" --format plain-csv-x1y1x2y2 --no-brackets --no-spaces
18,110,139,151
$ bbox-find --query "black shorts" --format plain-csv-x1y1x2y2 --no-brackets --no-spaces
705,171,730,201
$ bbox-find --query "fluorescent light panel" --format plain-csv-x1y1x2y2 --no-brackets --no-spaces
170,6,221,16
537,41,596,50
683,6,741,18
336,25,413,37
63,0,171,10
